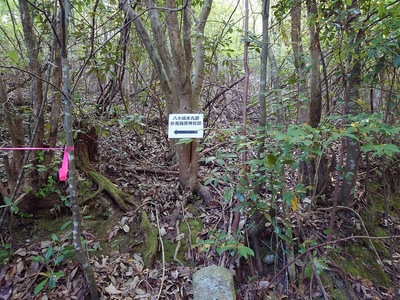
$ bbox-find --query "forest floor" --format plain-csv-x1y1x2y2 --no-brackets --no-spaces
1,102,400,299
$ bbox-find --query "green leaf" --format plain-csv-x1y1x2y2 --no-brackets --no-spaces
204,177,214,186
223,187,234,201
342,132,359,141
313,257,330,274
54,255,64,266
394,56,400,68
51,234,59,242
305,262,313,278
48,276,56,289
45,246,53,261
54,271,65,278
265,154,278,167
60,220,72,230
282,192,294,205
34,278,49,295
32,255,44,263
237,245,255,259
7,50,19,62
176,138,194,145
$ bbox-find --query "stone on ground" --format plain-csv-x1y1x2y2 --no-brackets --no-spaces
193,265,236,300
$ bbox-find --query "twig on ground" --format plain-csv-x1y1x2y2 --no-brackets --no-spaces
155,205,165,300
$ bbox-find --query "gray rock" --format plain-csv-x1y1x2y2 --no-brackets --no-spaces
193,265,236,300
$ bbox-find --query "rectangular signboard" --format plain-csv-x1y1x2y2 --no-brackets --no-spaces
168,114,204,138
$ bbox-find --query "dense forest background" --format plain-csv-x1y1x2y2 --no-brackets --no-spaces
0,0,399,299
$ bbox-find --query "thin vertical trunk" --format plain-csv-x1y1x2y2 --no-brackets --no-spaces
291,0,308,123
305,0,322,128
338,0,363,206
233,0,250,235
268,42,282,123
0,76,23,172
258,0,269,133
251,0,270,273
18,0,44,145
59,0,99,298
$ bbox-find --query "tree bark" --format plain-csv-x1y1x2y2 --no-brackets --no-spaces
305,0,322,128
251,0,270,273
338,0,363,206
0,75,24,176
120,0,213,201
291,0,308,124
59,0,99,298
19,0,44,145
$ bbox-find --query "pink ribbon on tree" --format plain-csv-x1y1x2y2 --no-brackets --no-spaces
58,146,74,181
0,145,74,181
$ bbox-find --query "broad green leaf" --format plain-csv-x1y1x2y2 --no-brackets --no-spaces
54,255,64,266
54,271,65,277
283,192,294,205
7,50,19,62
223,187,234,201
394,56,400,68
34,278,49,295
204,177,214,186
313,257,330,274
265,154,278,167
45,246,53,261
176,138,193,145
237,245,254,259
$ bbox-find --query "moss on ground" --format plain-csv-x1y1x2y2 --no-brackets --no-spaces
136,211,158,266
341,243,391,287
161,215,202,265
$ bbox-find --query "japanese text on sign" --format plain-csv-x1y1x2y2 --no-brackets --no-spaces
168,114,204,138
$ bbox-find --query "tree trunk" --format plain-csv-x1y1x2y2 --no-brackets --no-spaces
291,0,308,124
251,0,270,273
120,0,213,201
59,1,99,298
19,0,44,146
338,0,363,206
305,0,322,128
0,75,24,178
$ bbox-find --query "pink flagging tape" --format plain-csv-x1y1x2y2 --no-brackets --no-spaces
58,146,74,181
0,146,75,181
0,147,66,151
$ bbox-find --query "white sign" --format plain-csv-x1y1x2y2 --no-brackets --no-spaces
168,114,204,138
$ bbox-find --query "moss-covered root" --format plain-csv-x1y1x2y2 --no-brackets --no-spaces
87,170,138,212
138,211,158,267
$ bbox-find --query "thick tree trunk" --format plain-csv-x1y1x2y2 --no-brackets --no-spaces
120,0,213,201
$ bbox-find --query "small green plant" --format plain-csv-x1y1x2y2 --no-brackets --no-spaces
196,229,254,259
304,251,330,278
36,175,58,198
0,196,19,214
32,233,76,295
0,243,13,265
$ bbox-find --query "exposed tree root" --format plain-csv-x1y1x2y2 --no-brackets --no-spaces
81,167,137,212
75,128,140,211
75,127,158,266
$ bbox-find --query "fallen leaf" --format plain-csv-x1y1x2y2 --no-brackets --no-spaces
105,283,121,295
